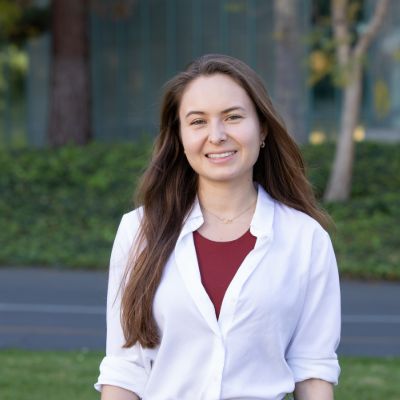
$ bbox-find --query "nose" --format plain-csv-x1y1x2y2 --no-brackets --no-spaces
208,120,227,144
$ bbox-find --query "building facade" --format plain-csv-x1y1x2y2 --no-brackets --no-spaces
0,0,399,147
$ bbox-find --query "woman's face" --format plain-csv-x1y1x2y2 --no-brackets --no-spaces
179,73,264,187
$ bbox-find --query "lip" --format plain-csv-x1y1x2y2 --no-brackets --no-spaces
205,150,237,162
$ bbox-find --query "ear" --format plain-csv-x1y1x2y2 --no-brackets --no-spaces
259,130,267,149
260,130,267,141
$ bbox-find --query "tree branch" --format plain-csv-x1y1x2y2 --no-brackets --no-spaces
353,0,390,58
331,0,350,66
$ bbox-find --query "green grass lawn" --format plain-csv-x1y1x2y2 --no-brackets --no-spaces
0,349,399,399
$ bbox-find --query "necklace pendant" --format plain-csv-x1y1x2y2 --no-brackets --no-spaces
222,218,233,224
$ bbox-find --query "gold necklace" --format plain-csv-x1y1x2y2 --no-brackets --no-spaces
201,200,256,224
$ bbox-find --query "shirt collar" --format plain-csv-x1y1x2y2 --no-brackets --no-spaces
249,184,275,239
179,184,275,240
179,197,204,238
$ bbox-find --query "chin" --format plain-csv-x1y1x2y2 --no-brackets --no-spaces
200,173,247,185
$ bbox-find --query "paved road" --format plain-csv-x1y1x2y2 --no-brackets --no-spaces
0,267,399,356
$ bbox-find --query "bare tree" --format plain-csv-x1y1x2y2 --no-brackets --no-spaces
274,0,308,144
324,0,389,202
48,0,90,147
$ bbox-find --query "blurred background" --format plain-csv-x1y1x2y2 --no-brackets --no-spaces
1,0,400,146
0,0,399,399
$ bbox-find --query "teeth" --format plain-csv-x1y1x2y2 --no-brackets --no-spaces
207,151,235,159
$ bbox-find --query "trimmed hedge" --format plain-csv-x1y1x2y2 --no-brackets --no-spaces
0,142,150,268
0,141,399,279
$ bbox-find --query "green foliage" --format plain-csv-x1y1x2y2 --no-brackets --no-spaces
304,141,400,279
0,44,28,149
303,141,400,199
0,140,399,279
0,141,151,269
373,79,391,119
0,350,399,399
0,1,22,38
307,0,371,87
0,45,28,105
0,0,49,45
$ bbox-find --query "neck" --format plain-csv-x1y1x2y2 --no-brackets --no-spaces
198,179,257,215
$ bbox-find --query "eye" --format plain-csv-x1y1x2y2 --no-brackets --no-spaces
226,114,243,121
190,119,206,126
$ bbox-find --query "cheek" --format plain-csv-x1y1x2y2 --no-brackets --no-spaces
181,131,203,156
247,144,261,167
180,141,201,172
239,124,262,155
180,128,191,150
182,148,202,175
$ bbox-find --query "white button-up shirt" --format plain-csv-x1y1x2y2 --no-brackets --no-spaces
95,186,341,399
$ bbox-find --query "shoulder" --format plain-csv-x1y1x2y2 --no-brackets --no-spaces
110,207,144,265
119,207,144,236
255,186,328,242
275,201,323,229
270,201,337,275
272,199,330,245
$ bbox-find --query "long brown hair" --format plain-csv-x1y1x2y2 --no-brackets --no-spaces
121,54,331,348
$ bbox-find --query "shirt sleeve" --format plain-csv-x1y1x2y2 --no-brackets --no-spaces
285,228,341,385
94,213,149,397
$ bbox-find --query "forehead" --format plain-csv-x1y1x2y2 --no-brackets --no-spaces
179,74,253,113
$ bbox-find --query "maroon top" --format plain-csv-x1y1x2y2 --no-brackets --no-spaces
193,230,257,319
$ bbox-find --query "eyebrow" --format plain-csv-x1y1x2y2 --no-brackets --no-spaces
185,106,245,119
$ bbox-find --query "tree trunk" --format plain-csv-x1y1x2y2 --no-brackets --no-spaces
48,0,90,147
323,0,389,202
324,64,362,201
273,0,308,144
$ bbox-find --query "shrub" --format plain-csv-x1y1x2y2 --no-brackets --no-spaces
0,141,151,268
304,141,400,279
0,140,399,279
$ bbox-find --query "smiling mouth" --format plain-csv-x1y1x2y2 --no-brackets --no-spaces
206,151,236,159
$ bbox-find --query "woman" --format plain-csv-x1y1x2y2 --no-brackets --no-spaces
95,54,341,400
